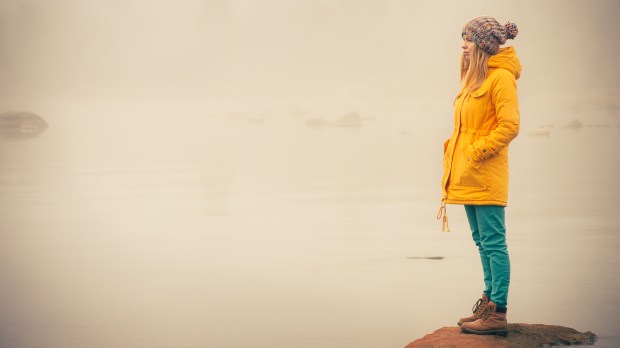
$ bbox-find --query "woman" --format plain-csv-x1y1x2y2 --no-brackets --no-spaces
438,16,521,336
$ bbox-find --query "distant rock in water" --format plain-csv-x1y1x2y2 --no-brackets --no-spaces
305,117,331,129
335,112,362,128
405,323,596,348
305,112,365,129
564,119,583,130
527,127,551,137
0,111,48,139
245,117,265,125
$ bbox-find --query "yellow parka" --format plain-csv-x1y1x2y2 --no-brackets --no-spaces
441,47,522,208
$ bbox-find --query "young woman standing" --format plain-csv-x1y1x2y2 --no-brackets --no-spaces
438,16,521,336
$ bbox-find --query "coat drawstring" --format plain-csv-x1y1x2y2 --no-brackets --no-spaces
437,200,450,232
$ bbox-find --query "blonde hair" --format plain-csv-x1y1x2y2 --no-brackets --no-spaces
460,43,490,91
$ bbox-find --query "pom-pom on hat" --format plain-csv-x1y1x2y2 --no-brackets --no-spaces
462,16,518,55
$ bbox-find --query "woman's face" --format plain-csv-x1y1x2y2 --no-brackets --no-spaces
461,39,476,61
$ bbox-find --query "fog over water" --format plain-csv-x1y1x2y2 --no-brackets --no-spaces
0,1,619,348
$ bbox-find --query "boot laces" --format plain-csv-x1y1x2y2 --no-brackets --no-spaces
478,304,495,320
471,298,486,314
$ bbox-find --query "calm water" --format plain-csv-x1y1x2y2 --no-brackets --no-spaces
0,102,618,347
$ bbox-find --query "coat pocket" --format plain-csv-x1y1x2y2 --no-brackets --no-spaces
452,146,488,189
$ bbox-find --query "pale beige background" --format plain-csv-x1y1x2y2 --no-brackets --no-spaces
0,1,618,347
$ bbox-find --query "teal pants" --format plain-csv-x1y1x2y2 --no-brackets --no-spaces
464,205,510,308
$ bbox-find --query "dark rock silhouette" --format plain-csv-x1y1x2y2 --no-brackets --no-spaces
334,111,362,128
405,323,596,348
0,111,48,139
527,127,551,137
305,117,330,129
305,112,365,129
245,117,265,125
564,119,583,130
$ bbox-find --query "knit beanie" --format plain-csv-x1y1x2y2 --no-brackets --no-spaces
462,16,518,55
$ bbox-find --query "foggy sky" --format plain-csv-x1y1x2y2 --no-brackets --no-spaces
0,2,619,348
0,0,619,100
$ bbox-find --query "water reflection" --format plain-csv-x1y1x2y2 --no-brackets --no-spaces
0,104,618,348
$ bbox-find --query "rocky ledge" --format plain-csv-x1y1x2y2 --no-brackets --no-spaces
405,323,596,348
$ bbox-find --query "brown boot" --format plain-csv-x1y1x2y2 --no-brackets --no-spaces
457,294,489,326
460,301,508,336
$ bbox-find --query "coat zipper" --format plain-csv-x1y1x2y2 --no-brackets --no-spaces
437,90,468,233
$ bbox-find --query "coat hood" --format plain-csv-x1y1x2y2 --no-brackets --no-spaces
488,47,522,80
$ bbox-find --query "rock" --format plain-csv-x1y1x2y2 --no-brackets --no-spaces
528,127,551,137
334,112,362,128
564,119,583,130
305,117,331,129
0,111,48,139
404,323,596,348
245,117,265,125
